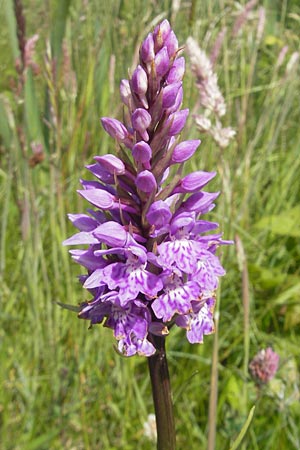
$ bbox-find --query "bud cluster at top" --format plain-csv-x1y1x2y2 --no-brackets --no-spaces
63,20,230,357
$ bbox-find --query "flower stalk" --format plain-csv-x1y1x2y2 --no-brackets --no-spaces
148,335,176,450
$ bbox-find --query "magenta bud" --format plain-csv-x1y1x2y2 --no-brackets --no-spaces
168,85,183,113
140,33,155,63
101,117,128,141
132,141,152,164
154,46,170,77
120,79,132,107
154,19,171,51
167,109,189,136
162,82,182,109
171,139,200,163
94,154,125,175
175,171,216,193
146,200,172,227
136,170,157,193
183,191,220,213
131,65,148,95
131,108,151,141
167,57,185,84
165,30,178,57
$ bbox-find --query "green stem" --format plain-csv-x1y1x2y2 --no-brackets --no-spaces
148,335,176,450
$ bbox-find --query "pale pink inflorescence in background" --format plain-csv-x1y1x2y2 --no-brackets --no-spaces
249,347,280,384
186,36,236,149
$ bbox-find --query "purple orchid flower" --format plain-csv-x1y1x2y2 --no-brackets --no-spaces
63,19,230,357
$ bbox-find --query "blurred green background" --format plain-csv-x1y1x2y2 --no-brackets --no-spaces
0,0,300,449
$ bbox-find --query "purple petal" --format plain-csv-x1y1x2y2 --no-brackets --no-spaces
186,300,215,344
171,140,200,163
157,240,199,274
131,65,148,95
165,30,178,57
84,268,106,289
93,222,128,247
162,82,182,109
183,191,220,212
63,231,99,246
154,46,170,77
120,79,132,107
94,154,125,175
67,213,98,231
146,200,172,227
78,189,115,209
86,163,114,184
70,248,107,271
154,19,171,51
167,85,183,113
167,109,189,136
152,281,200,322
192,220,219,234
167,57,185,83
174,171,216,193
118,335,155,357
140,33,155,63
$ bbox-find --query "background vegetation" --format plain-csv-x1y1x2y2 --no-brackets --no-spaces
0,0,299,449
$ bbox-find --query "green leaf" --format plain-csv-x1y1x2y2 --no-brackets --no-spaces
229,406,256,450
273,282,300,305
56,301,80,312
254,206,300,237
21,430,60,450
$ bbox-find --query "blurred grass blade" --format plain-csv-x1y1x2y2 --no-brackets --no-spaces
4,0,20,59
50,0,71,61
0,97,12,147
24,70,45,145
229,406,256,450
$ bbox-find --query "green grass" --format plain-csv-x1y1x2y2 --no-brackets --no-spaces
1,0,300,449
